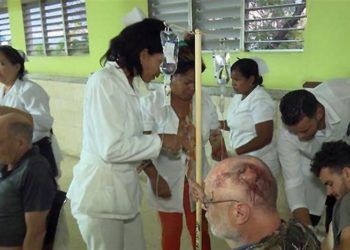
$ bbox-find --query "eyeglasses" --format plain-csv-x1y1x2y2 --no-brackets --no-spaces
202,192,241,210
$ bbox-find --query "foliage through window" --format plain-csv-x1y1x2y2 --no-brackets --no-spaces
148,0,307,51
22,0,89,56
245,0,306,51
0,8,11,45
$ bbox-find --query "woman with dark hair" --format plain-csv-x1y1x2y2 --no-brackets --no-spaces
220,58,279,177
67,18,180,250
140,34,227,250
0,45,61,177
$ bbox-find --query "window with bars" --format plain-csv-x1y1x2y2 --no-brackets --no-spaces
148,0,307,51
245,0,306,51
148,0,243,51
0,8,11,45
22,0,89,56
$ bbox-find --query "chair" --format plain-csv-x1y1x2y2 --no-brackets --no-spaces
43,190,67,250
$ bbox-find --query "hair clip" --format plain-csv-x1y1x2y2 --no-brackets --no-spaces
179,40,188,47
17,50,29,62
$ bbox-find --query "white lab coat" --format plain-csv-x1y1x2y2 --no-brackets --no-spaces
278,78,350,215
0,78,63,173
226,85,280,177
67,62,162,219
140,88,219,212
0,78,53,143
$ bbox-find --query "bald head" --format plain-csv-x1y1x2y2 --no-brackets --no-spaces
0,113,33,143
205,156,277,210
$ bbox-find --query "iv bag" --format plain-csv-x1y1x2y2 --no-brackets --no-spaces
160,28,179,76
212,50,230,85
213,44,230,114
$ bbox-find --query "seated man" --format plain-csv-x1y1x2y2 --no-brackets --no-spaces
311,141,350,250
0,113,56,250
192,156,320,249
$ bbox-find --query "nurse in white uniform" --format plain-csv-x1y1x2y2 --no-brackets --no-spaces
221,58,279,177
0,45,61,177
140,34,227,250
67,18,181,250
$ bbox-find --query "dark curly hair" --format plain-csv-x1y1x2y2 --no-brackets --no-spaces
311,140,350,177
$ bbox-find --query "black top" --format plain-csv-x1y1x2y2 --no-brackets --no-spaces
0,147,56,246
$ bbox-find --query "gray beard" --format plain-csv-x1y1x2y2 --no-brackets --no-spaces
210,224,241,242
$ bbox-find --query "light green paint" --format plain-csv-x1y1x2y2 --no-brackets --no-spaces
201,0,350,89
7,0,147,77
6,0,350,88
8,0,26,50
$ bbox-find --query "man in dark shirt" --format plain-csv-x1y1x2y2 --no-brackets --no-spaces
311,141,350,249
0,113,56,249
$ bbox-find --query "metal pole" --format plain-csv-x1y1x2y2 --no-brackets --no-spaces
194,28,202,250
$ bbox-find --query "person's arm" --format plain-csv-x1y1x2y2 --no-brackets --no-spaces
278,128,312,226
339,226,350,250
22,160,56,250
219,120,230,131
235,120,273,155
87,75,163,163
188,178,204,203
235,95,276,155
23,210,49,250
321,223,334,250
139,131,171,198
141,160,171,198
206,92,228,160
293,208,313,226
209,129,228,161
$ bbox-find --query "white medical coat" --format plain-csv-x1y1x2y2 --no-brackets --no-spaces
0,78,53,143
226,85,279,176
67,62,162,219
278,78,350,215
140,88,219,212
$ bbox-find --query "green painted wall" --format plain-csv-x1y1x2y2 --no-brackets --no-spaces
9,0,148,77
7,0,350,89
201,0,350,90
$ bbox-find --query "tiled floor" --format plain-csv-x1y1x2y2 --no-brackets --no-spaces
58,154,292,250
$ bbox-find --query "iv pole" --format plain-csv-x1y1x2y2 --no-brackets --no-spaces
194,28,203,250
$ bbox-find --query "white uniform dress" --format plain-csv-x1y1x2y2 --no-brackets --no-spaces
0,78,63,175
278,78,350,216
140,88,219,212
0,78,52,142
226,85,279,177
67,61,162,250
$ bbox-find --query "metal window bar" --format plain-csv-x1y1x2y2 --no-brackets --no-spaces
246,2,305,11
23,2,45,55
245,15,306,22
246,27,304,33
23,0,88,56
194,0,242,50
63,0,89,54
244,0,307,51
0,9,11,45
42,0,65,55
148,0,243,51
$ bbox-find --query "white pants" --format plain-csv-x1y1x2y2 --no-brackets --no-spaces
75,213,146,250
